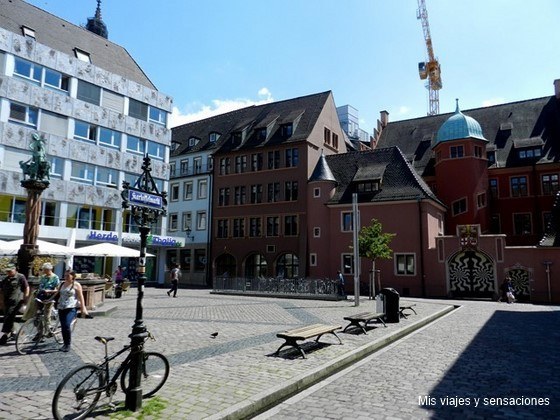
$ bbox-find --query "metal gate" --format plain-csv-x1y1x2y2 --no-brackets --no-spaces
447,249,496,298
506,267,531,302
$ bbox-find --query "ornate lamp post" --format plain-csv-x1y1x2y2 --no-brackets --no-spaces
121,155,167,411
18,133,51,277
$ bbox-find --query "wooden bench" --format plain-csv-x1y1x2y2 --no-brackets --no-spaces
275,323,342,359
343,312,386,334
399,304,417,318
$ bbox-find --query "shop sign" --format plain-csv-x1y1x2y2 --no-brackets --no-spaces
87,231,118,242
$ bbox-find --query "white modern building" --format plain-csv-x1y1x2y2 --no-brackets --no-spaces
336,104,371,146
0,0,180,283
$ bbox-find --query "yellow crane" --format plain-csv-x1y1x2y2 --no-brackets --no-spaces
416,0,442,115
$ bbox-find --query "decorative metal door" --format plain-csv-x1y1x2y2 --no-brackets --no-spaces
506,268,531,302
448,250,495,298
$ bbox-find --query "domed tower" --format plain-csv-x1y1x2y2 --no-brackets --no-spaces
433,100,489,234
86,0,108,39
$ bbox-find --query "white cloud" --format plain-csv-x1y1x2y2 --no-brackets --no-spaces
482,98,506,107
169,88,274,128
397,106,410,116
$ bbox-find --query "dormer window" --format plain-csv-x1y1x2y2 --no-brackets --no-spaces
188,137,200,147
209,132,220,143
487,151,496,165
21,26,36,39
356,181,380,193
518,148,542,159
74,48,91,63
281,123,293,137
231,132,242,145
256,128,267,141
170,141,180,152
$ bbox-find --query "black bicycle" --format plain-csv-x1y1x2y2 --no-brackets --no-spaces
52,332,169,420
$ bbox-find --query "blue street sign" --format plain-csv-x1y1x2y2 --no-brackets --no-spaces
128,189,164,210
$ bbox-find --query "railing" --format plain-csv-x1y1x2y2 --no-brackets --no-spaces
213,276,340,297
170,164,212,178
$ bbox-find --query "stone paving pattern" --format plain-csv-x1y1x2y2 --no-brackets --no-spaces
0,289,558,419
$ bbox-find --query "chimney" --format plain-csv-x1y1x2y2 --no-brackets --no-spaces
380,110,389,127
555,79,560,99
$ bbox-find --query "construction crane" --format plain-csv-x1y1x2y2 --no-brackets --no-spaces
416,0,442,115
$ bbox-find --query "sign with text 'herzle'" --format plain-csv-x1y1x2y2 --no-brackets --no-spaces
127,189,164,210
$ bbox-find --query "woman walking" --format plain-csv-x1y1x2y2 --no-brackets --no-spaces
57,270,89,352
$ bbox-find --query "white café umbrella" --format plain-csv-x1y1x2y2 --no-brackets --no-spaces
0,239,74,256
74,242,154,277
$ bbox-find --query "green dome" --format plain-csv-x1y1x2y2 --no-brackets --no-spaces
436,99,486,143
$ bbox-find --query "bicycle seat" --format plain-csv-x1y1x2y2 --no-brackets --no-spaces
95,336,115,344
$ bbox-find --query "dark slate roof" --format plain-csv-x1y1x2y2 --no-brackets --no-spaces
324,147,443,205
377,96,560,177
171,91,332,156
309,153,337,183
0,0,155,89
540,191,560,247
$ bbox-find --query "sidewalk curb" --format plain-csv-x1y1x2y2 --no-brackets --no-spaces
208,304,457,420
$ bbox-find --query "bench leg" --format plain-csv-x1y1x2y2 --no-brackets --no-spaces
316,331,343,345
275,339,306,359
343,321,366,335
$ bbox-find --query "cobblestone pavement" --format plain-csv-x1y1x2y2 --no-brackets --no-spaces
256,298,560,420
0,289,557,419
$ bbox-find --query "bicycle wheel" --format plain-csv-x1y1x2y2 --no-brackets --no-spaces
120,352,169,398
16,318,40,355
52,364,104,420
51,312,63,344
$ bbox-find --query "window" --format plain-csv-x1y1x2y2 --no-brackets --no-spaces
40,201,57,226
14,57,40,82
219,157,231,175
197,179,208,199
126,136,145,154
209,132,220,142
234,186,246,205
194,249,206,272
256,128,267,140
519,148,542,159
511,176,528,197
233,218,245,238
170,184,180,201
99,127,121,149
50,156,64,179
357,181,379,193
95,167,117,187
395,254,415,275
149,106,167,125
218,188,230,206
128,99,148,120
313,187,320,198
147,141,164,160
284,215,298,236
476,192,486,209
251,153,263,171
267,182,280,203
249,217,262,237
341,212,353,232
324,127,331,145
14,57,69,91
77,80,101,105
474,146,483,158
284,181,298,201
70,162,94,184
102,90,124,113
74,120,97,143
250,184,263,204
188,137,199,147
182,212,192,231
285,148,299,167
197,211,207,230
74,48,91,63
39,111,67,137
231,132,242,145
267,151,280,169
217,219,229,238
9,102,38,127
490,214,501,234
542,174,559,195
452,198,467,216
266,216,279,237
310,254,317,267
489,179,498,198
313,227,321,237
22,26,36,39
235,155,247,173
342,254,354,275
513,213,532,235
193,157,202,174
245,253,268,278
183,182,193,200
487,151,496,165
281,123,293,137
169,162,176,177
450,145,464,158
332,133,339,149
276,253,299,278
168,213,178,231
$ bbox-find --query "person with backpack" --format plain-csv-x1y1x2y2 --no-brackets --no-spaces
1,264,29,345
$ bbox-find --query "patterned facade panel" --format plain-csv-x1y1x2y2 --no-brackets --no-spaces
6,77,31,103
0,28,12,51
43,179,67,201
506,267,531,301
48,136,70,159
75,60,95,83
11,35,34,60
94,67,112,91
110,74,127,95
448,249,496,297
2,123,33,149
33,43,57,68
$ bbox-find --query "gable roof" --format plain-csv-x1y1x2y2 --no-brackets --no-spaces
377,96,560,177
171,91,332,156
0,0,155,89
324,147,443,205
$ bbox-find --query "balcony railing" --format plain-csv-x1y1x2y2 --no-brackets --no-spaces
170,164,212,179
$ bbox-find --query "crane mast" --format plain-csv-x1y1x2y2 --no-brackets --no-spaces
417,0,442,115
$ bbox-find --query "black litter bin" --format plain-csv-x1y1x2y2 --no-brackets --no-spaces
380,287,400,323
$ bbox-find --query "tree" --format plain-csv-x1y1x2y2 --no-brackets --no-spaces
358,219,395,295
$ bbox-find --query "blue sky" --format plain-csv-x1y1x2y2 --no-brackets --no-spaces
26,0,560,131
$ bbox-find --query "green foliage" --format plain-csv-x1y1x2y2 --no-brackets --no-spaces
110,396,167,419
358,219,395,261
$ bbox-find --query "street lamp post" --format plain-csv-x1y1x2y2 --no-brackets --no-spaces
121,155,167,411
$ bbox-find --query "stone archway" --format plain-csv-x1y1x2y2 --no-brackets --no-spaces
447,249,496,298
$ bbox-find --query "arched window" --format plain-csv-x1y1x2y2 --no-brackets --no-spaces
215,253,236,277
244,253,268,278
276,253,299,279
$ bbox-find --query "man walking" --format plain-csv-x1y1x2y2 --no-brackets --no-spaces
1,264,29,345
167,263,179,298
